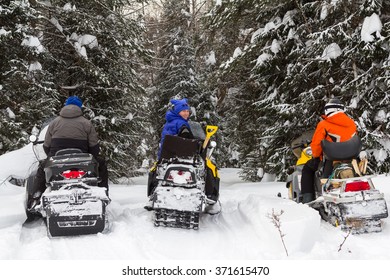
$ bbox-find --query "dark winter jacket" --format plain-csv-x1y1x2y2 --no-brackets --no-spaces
158,110,191,158
43,105,100,157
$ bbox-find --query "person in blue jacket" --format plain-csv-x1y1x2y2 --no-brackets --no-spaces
157,98,192,159
146,98,192,207
146,98,220,214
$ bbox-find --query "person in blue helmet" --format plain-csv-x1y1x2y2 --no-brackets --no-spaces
157,98,192,159
146,98,221,214
146,98,193,206
27,96,109,212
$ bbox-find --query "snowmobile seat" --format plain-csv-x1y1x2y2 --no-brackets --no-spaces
160,135,202,160
321,135,362,161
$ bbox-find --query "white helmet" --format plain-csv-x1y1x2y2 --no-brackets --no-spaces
324,98,344,116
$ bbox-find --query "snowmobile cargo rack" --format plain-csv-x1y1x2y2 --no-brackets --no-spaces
48,178,100,190
325,175,376,183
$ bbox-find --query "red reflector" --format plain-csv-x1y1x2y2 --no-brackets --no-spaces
345,181,370,192
62,170,86,179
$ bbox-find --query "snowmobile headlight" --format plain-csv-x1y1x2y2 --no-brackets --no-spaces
61,170,86,179
345,181,370,192
303,147,312,157
167,170,194,184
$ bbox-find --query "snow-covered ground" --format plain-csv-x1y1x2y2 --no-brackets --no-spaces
0,144,390,279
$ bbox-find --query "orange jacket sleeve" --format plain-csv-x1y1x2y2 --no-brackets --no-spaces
310,120,327,158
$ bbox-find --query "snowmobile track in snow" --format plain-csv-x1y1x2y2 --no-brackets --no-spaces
19,217,47,243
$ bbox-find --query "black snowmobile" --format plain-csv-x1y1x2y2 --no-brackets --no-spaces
147,122,220,229
287,132,388,234
25,133,110,237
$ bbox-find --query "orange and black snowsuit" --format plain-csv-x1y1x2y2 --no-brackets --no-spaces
301,111,356,201
310,112,357,158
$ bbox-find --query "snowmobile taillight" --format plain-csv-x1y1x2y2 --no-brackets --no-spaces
61,170,86,179
345,181,370,192
167,170,194,183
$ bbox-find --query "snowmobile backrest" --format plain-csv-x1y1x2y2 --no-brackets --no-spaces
321,135,362,161
161,135,202,160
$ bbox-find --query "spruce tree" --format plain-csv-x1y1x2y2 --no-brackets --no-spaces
1,0,152,178
206,0,390,179
0,0,61,153
149,0,202,156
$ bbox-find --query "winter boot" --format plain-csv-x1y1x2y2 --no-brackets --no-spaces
205,199,221,215
27,191,42,212
144,194,155,211
302,193,315,204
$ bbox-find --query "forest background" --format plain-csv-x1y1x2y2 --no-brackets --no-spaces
1,0,389,181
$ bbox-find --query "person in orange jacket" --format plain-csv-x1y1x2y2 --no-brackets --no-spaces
301,98,357,203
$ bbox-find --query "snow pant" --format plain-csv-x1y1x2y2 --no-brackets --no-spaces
147,169,157,197
95,156,109,192
31,159,48,196
300,158,320,201
205,166,220,202
31,156,109,200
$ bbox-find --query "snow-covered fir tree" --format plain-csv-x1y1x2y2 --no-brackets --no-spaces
207,0,390,179
1,0,152,178
2,0,389,181
148,0,202,155
0,0,62,153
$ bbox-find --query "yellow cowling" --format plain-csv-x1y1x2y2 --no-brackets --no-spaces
206,159,219,178
296,147,312,166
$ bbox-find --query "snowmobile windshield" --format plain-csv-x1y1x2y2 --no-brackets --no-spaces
291,130,314,158
34,117,56,140
41,117,55,130
189,121,206,140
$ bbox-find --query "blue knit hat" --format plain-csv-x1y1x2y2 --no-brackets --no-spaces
170,98,190,115
65,96,82,108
